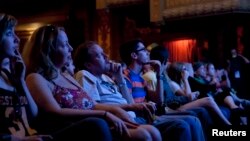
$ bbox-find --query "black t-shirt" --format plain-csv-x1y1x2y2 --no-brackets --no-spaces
0,88,35,136
229,56,245,80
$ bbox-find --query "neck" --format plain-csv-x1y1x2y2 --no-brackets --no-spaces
128,62,142,74
92,72,103,80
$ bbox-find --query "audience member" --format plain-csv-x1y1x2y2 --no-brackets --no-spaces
0,13,113,141
119,39,206,141
227,48,250,99
73,41,205,141
0,13,52,141
189,61,247,124
22,25,159,141
167,61,231,125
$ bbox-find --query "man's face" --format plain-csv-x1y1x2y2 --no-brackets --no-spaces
88,44,110,74
231,49,237,58
134,42,150,65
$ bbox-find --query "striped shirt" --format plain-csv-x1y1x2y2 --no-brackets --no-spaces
123,69,147,103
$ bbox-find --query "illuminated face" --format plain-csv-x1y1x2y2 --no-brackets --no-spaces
135,42,150,65
54,30,73,68
196,65,206,77
88,44,109,74
0,27,19,58
231,49,237,58
207,64,215,76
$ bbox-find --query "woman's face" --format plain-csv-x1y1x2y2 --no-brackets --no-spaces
196,65,206,77
207,64,215,76
53,30,73,68
0,27,20,58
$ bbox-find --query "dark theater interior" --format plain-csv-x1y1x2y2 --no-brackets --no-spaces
2,0,250,62
1,0,250,141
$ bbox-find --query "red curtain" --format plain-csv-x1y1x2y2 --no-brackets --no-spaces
164,39,196,63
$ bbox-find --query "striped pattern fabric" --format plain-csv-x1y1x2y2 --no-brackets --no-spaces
123,69,147,103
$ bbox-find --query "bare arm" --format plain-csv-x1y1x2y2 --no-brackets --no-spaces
146,60,164,104
26,73,134,137
219,70,231,88
181,70,192,96
238,54,250,63
26,73,107,118
11,50,38,117
111,62,134,104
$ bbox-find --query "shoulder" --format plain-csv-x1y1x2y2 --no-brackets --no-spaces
101,74,115,83
26,73,47,83
74,70,84,78
75,70,97,84
169,80,180,88
25,73,53,93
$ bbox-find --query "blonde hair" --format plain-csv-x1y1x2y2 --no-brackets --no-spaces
22,25,65,80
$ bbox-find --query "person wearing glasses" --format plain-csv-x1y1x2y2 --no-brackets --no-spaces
22,25,161,141
73,40,205,141
119,39,206,141
73,41,162,141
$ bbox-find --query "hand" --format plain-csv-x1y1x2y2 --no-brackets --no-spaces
10,49,26,81
189,91,200,101
181,70,189,80
131,103,156,113
148,60,162,74
145,101,157,113
11,135,53,141
110,107,135,123
105,112,131,137
109,61,124,81
131,102,156,123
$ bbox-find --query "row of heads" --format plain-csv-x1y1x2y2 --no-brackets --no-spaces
0,13,211,76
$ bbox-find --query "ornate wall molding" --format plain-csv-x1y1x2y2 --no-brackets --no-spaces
163,0,250,20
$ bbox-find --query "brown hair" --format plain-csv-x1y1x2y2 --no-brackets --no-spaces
73,41,98,72
0,13,17,44
22,25,65,80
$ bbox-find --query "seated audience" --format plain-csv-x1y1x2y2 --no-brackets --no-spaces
167,62,231,125
73,41,205,141
0,13,112,141
119,39,206,141
22,25,161,141
189,61,247,124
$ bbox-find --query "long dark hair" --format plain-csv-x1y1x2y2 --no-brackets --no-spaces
0,13,17,60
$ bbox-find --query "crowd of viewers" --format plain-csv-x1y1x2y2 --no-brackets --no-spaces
1,13,250,141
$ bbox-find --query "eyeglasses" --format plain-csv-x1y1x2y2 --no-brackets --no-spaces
135,48,147,53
